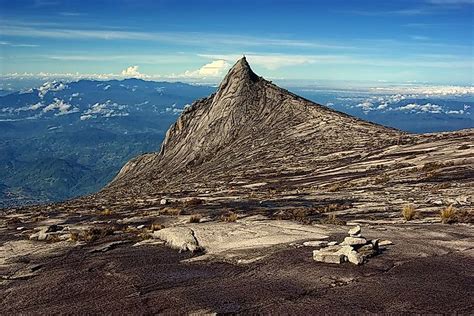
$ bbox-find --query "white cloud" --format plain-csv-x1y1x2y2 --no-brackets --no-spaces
42,98,78,115
0,40,39,47
183,60,230,78
28,102,44,110
121,65,145,78
0,22,349,50
198,54,318,70
355,101,374,111
410,35,430,41
398,103,443,113
446,110,465,114
38,81,67,98
369,85,474,97
81,100,129,120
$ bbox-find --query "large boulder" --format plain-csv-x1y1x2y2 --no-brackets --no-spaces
153,227,201,252
313,248,346,264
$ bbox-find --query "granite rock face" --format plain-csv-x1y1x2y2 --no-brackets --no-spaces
102,57,402,195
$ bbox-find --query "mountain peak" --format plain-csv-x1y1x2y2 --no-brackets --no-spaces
214,56,260,103
231,56,252,73
107,57,405,195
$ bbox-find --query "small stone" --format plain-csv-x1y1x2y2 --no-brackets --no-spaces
358,244,374,252
348,225,361,236
137,225,145,229
37,232,48,241
347,251,365,265
335,245,354,256
303,240,328,247
16,226,25,231
160,199,168,205
379,240,393,246
342,236,367,246
313,250,345,264
327,241,338,246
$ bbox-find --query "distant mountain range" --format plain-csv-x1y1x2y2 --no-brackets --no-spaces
0,79,214,207
0,75,472,207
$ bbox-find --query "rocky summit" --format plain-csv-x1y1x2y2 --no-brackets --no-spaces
1,58,473,314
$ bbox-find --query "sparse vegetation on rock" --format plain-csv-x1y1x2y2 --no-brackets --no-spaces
320,214,346,225
402,204,417,221
440,205,457,224
183,198,204,207
189,214,202,223
160,207,182,216
221,211,238,222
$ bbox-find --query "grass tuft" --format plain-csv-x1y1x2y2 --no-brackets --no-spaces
101,209,112,216
151,222,165,231
160,207,182,216
189,214,202,223
183,198,204,207
320,213,346,225
440,205,457,224
221,211,238,223
402,204,417,221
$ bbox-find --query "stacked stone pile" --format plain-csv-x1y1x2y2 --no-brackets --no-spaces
313,225,383,265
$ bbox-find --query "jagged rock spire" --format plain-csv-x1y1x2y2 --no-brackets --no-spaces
213,57,260,103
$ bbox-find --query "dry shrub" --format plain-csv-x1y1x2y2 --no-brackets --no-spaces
189,214,202,223
274,208,317,224
47,234,62,243
151,222,165,231
32,215,48,222
327,182,345,192
440,205,457,224
321,203,348,213
421,162,443,172
183,198,204,207
138,231,152,240
429,183,450,193
221,211,238,223
373,174,390,185
160,207,182,216
70,227,114,242
320,214,346,225
424,170,440,180
101,209,112,216
402,204,417,221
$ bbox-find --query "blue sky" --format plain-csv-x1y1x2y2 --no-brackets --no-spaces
0,0,473,85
